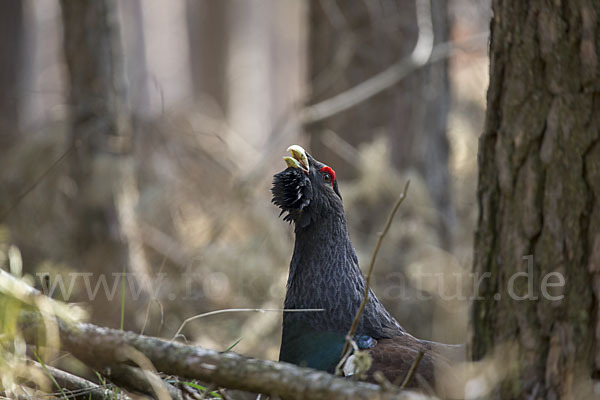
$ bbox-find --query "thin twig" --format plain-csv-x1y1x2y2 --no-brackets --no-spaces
399,350,424,389
120,345,172,400
32,351,68,400
334,335,355,377
140,257,166,336
109,364,182,400
339,181,410,363
218,388,233,400
140,223,190,268
0,142,77,222
30,361,131,400
171,308,324,341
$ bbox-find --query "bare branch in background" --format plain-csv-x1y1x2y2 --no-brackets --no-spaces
0,143,77,222
241,30,488,186
300,34,487,126
140,222,191,268
303,0,433,125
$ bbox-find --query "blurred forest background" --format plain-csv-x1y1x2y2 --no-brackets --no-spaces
0,0,490,363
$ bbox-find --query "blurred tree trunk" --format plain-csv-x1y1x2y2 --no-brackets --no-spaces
307,0,454,248
60,0,150,328
119,0,150,116
186,0,228,112
0,0,23,148
471,1,600,398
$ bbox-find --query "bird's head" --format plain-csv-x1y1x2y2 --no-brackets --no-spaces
271,145,343,229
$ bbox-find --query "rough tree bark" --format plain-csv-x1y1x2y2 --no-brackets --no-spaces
307,0,454,248
471,1,600,398
60,0,150,328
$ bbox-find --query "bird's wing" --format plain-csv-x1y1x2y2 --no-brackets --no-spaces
365,334,462,394
367,336,437,386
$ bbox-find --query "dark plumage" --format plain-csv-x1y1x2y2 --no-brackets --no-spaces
272,145,460,389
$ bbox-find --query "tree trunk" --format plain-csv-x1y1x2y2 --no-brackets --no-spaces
0,0,23,148
118,0,151,116
471,1,600,398
186,0,228,112
60,0,150,328
307,0,454,248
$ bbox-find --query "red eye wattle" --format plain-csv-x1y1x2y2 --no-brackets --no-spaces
320,166,335,186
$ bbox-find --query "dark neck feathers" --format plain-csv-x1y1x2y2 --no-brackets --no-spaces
283,210,403,339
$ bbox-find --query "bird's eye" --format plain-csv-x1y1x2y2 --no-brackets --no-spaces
319,166,336,187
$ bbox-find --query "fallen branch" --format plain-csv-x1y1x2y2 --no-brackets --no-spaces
1,256,420,399
18,312,415,400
